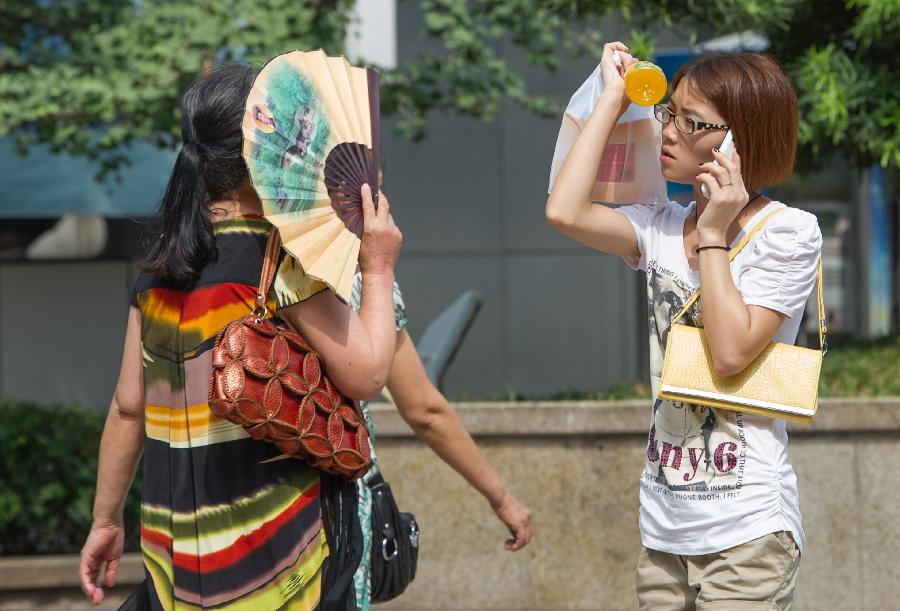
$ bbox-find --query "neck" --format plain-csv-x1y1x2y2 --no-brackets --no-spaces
209,183,263,221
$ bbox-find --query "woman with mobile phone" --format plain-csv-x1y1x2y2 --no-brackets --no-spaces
547,46,821,610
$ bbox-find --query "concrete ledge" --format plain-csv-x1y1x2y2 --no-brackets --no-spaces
0,553,143,590
4,397,899,609
369,397,900,437
370,396,900,610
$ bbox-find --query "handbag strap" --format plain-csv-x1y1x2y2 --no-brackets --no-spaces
252,228,281,322
670,206,827,353
815,258,827,353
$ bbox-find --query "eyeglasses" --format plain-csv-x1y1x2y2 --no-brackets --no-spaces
653,104,729,135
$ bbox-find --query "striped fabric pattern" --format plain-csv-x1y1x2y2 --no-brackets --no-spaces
133,216,330,610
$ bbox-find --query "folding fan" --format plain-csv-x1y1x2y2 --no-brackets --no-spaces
242,49,380,302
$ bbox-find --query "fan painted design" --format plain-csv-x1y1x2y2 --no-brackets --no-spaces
242,49,380,302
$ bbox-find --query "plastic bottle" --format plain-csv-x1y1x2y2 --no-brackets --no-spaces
614,51,667,107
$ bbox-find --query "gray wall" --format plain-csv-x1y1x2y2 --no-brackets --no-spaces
0,261,135,408
383,101,646,398
384,5,645,399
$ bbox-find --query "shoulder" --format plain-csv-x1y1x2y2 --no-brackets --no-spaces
738,204,823,314
131,270,177,306
133,271,156,296
758,204,822,250
769,205,820,235
746,203,822,266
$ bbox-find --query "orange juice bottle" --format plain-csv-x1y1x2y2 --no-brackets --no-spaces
614,52,667,106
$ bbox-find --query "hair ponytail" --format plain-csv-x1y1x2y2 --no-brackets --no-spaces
141,65,256,286
142,140,215,284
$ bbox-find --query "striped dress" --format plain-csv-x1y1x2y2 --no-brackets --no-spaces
132,215,330,610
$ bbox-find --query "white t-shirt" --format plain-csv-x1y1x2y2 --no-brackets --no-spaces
616,199,822,555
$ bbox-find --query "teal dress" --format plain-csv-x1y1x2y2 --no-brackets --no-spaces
349,273,408,610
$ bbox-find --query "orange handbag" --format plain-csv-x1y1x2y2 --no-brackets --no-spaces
209,229,372,480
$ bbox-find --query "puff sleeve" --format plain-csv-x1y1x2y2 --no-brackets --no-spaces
737,207,823,319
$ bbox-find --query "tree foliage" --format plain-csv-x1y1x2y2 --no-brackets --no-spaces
371,0,798,141
767,0,900,169
0,0,353,177
0,401,142,554
397,0,897,172
0,0,897,179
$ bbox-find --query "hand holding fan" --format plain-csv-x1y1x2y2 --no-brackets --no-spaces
242,50,380,302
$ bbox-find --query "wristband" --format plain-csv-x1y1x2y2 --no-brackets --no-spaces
695,245,730,253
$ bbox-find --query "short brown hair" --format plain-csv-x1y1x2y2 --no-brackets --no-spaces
672,52,798,191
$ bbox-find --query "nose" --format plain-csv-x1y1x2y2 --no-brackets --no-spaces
661,120,678,145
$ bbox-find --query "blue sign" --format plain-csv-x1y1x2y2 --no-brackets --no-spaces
866,164,891,335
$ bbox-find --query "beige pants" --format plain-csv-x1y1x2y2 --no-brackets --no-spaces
636,531,801,610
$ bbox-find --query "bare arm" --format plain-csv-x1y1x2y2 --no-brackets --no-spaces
697,249,787,376
545,41,641,257
280,185,402,400
80,307,145,605
385,330,533,550
696,149,786,376
281,271,397,400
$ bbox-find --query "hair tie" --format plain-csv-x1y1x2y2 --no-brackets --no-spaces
180,140,206,162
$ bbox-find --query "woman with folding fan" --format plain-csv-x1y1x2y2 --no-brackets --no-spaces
547,43,822,609
79,64,402,610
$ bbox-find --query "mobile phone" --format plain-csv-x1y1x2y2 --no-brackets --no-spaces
700,129,734,198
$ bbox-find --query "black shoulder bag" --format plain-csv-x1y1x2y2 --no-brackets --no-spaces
367,471,419,602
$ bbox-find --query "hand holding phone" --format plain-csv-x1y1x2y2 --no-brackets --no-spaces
700,130,734,199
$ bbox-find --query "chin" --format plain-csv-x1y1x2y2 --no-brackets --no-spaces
660,167,686,184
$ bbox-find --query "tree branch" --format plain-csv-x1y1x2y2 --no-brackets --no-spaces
0,58,36,72
0,9,72,38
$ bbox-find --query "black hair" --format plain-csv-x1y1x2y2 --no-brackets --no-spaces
141,64,256,285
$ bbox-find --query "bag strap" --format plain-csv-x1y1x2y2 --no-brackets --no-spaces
815,258,827,353
252,228,281,322
670,206,827,352
367,471,386,489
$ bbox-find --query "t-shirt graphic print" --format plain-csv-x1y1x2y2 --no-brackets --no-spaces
642,260,746,500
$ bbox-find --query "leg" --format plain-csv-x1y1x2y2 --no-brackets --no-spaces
690,531,801,610
636,546,697,611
